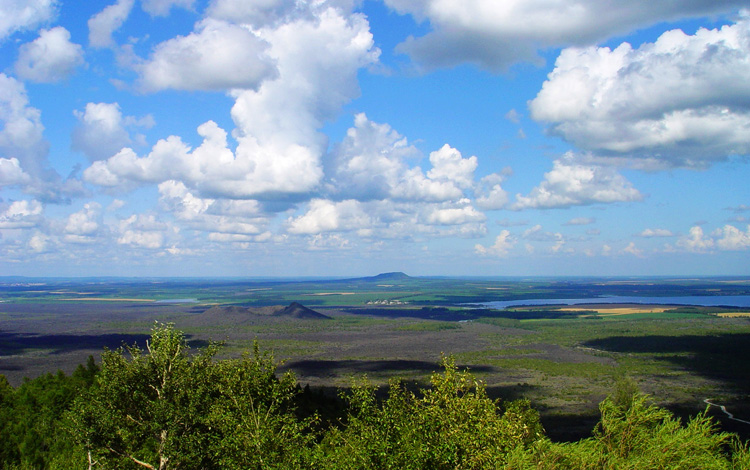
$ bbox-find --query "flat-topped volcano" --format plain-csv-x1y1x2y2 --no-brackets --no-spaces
360,272,411,282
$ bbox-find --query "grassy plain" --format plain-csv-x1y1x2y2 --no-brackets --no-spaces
1,273,750,440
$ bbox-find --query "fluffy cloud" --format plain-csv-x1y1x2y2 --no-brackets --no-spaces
475,230,514,257
227,8,379,194
530,14,750,167
0,74,48,173
512,153,642,209
329,114,478,203
0,158,30,186
0,74,81,201
622,242,644,257
715,224,750,250
677,226,714,253
84,120,319,198
72,102,153,161
137,18,277,92
287,199,372,234
276,112,488,239
475,173,509,210
72,103,131,161
28,232,49,252
64,202,101,236
286,197,487,239
424,200,485,225
86,6,378,200
426,144,477,189
117,230,165,249
0,200,43,229
116,214,168,249
674,224,750,252
327,113,416,200
158,180,267,237
207,0,359,25
88,0,134,48
0,0,58,41
14,27,84,83
383,0,745,70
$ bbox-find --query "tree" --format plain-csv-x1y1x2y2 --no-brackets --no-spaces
206,344,316,469
0,369,91,469
70,323,219,469
317,355,544,469
504,389,750,469
69,323,313,470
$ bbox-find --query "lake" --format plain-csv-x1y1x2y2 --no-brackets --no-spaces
479,295,750,309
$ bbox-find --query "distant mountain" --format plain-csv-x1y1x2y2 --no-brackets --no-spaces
359,272,411,282
202,302,330,320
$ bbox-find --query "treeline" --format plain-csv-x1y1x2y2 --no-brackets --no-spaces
1,323,748,469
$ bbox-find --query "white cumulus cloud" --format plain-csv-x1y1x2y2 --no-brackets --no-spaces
86,6,379,201
677,225,714,253
287,199,372,234
512,153,642,209
88,0,134,49
622,241,644,257
0,74,79,201
0,199,43,229
529,14,750,167
0,158,30,186
116,214,168,249
64,202,101,236
0,0,58,41
715,224,750,250
383,0,746,70
0,74,47,173
158,180,267,238
475,173,509,210
424,201,485,226
136,18,277,92
329,114,478,203
15,27,84,83
72,102,143,161
475,230,514,257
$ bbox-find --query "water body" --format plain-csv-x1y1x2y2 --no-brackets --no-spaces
479,295,750,310
155,298,198,304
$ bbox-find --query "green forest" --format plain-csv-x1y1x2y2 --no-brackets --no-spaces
1,323,748,470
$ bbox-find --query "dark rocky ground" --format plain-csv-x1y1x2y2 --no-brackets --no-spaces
2,300,748,442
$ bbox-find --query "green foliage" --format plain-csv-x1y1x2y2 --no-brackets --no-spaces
69,323,312,470
205,345,317,469
505,389,748,469
0,360,96,469
316,356,545,469
69,323,217,469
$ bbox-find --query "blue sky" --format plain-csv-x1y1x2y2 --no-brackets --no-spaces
0,0,749,277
